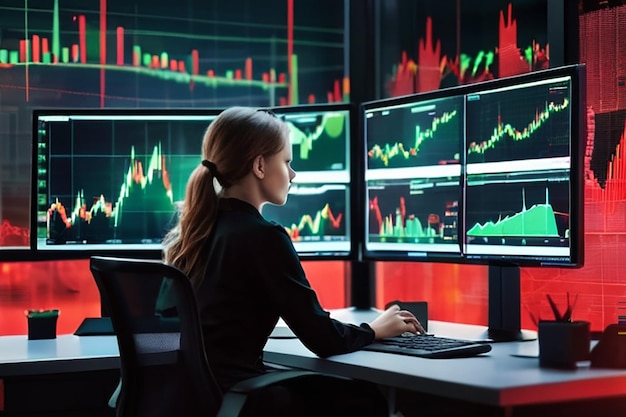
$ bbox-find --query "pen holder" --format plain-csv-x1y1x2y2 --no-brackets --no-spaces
538,320,590,369
26,309,59,340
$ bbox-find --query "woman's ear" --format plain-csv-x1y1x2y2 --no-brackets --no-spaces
251,155,265,179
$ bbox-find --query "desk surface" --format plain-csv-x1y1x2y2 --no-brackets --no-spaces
0,335,119,377
265,308,626,408
2,309,626,410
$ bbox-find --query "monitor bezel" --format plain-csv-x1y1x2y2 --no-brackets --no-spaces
360,64,586,268
0,249,34,262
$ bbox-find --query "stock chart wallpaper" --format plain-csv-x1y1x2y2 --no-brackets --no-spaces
373,0,626,330
2,0,626,337
0,0,345,249
379,0,550,96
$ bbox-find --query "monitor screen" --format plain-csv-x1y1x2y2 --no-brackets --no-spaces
362,64,585,268
261,103,353,259
363,94,465,262
32,109,222,259
32,104,355,260
463,71,580,266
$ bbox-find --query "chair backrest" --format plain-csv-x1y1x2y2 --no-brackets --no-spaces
89,256,223,417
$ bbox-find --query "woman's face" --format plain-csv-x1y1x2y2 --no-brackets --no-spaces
260,132,296,206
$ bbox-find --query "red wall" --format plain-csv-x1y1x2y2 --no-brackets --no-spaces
0,260,99,335
2,241,623,337
0,260,349,336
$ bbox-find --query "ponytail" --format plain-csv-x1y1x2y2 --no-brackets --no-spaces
162,163,219,287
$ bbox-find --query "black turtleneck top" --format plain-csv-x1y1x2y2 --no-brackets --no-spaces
195,198,375,391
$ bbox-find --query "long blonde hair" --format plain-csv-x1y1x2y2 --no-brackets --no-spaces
162,107,289,286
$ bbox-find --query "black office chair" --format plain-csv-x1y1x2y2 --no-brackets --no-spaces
89,255,353,417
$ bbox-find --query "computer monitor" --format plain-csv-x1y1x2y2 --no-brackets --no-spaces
261,103,354,259
32,104,355,261
362,64,586,340
362,93,465,262
31,109,223,260
463,71,581,266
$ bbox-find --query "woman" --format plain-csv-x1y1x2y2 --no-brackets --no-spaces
162,106,423,416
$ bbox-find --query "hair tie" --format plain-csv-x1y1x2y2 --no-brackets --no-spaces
201,159,218,177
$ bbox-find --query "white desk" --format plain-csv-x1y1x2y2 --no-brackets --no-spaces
264,309,626,415
0,335,120,414
0,335,119,377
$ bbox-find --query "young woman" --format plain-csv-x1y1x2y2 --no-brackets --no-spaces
162,106,423,416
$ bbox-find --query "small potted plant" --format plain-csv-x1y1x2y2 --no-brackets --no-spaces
25,309,60,340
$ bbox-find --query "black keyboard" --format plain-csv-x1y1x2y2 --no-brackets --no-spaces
363,334,492,359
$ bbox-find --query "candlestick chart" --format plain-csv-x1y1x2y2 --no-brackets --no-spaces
0,1,292,109
465,81,571,164
43,147,185,246
38,115,212,247
0,0,346,106
0,0,347,249
366,97,463,169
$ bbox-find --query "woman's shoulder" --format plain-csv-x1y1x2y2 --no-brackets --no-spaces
255,217,293,242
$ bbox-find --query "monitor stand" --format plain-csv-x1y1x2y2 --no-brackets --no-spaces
350,260,537,342
350,260,376,310
481,264,537,342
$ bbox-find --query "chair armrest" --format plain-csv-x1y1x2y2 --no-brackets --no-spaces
229,370,338,393
217,370,350,417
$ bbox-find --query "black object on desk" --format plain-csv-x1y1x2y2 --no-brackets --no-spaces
538,320,590,369
590,323,626,369
363,334,492,359
74,316,180,336
74,317,115,336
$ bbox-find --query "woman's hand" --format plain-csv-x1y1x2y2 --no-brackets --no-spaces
368,304,425,340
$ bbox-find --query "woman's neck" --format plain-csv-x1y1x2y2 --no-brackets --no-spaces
222,184,262,212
